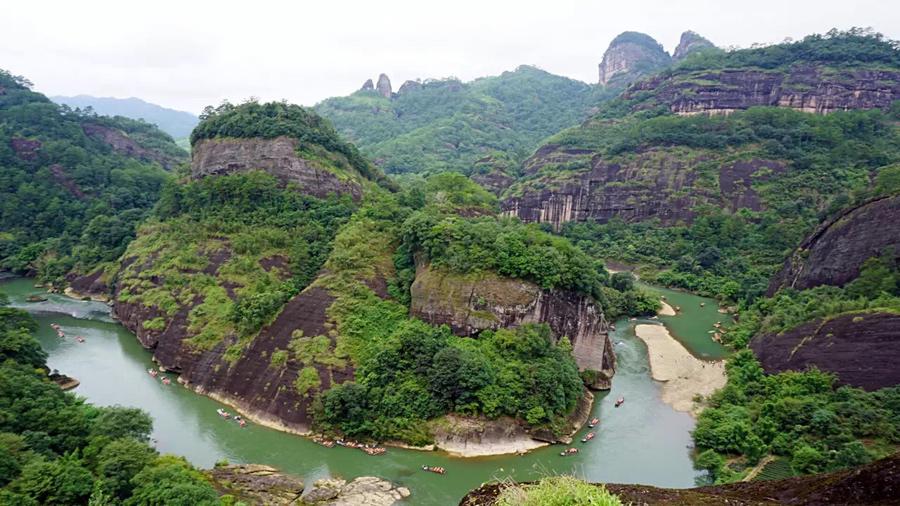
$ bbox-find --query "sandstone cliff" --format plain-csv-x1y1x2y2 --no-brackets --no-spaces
750,311,900,391
409,264,615,389
191,136,364,200
598,32,671,86
768,194,900,295
672,30,715,61
502,145,785,230
625,66,900,116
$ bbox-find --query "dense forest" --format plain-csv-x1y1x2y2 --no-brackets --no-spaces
0,301,219,505
0,69,186,284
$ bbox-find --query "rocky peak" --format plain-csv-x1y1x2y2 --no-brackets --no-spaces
398,79,423,94
376,73,392,98
359,78,374,92
673,30,715,61
598,31,671,86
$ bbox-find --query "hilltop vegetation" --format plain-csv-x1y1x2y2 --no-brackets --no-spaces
0,69,186,284
191,101,392,188
315,66,602,175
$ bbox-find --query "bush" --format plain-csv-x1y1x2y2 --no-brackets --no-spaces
496,476,623,506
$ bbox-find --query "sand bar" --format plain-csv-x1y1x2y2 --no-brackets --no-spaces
634,323,726,416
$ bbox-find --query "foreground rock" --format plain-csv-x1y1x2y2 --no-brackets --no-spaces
210,464,410,505
210,464,304,505
767,194,900,295
460,452,900,505
410,264,615,389
305,476,410,505
751,312,900,391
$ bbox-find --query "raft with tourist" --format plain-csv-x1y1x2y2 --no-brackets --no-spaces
588,417,599,428
581,432,595,443
615,397,625,407
560,447,579,457
422,465,445,475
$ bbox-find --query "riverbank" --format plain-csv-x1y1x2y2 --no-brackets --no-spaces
634,324,726,416
658,300,676,316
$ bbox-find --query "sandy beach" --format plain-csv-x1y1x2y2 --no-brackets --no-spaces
634,324,726,416
658,300,676,316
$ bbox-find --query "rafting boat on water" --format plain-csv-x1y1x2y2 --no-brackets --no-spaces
147,369,158,377
75,336,85,343
422,465,445,475
588,417,599,428
559,447,579,457
363,447,386,456
216,408,230,419
315,438,335,448
615,397,625,407
581,432,595,443
161,377,171,385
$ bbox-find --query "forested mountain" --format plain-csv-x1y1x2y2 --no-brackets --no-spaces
0,69,187,283
51,95,199,139
314,65,603,175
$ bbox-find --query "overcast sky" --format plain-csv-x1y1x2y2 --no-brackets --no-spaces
3,0,898,114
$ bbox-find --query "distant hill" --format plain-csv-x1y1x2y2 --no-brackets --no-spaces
51,95,199,139
314,65,610,176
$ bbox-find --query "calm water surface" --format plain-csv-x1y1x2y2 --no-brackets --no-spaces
1,277,720,505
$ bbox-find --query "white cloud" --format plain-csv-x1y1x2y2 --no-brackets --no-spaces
2,0,897,114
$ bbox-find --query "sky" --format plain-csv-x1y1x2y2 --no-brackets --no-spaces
3,0,899,114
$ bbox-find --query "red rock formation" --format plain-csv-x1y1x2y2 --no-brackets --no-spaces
82,122,181,168
768,194,900,295
750,312,900,391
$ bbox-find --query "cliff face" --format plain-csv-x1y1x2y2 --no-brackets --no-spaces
114,260,355,435
626,67,900,116
750,311,900,391
376,73,393,98
598,32,671,86
672,31,715,61
191,136,363,200
409,264,615,389
768,195,900,295
502,146,785,230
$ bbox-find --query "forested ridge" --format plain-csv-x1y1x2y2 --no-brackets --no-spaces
0,69,186,285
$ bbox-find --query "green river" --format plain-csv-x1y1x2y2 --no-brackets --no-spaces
0,275,728,505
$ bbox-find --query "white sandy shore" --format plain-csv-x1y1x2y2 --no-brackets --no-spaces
658,300,676,316
634,324,726,416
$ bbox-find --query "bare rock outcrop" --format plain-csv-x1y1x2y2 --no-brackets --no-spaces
409,264,615,389
375,74,392,98
191,136,363,200
750,311,900,391
672,30,715,61
209,464,304,505
359,79,375,92
398,79,422,94
598,32,671,86
767,194,900,295
304,476,410,505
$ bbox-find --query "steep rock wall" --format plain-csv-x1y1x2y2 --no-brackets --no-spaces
768,194,900,295
626,67,900,116
112,246,355,434
502,147,784,229
409,264,615,389
191,136,363,200
598,32,671,86
750,312,900,391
